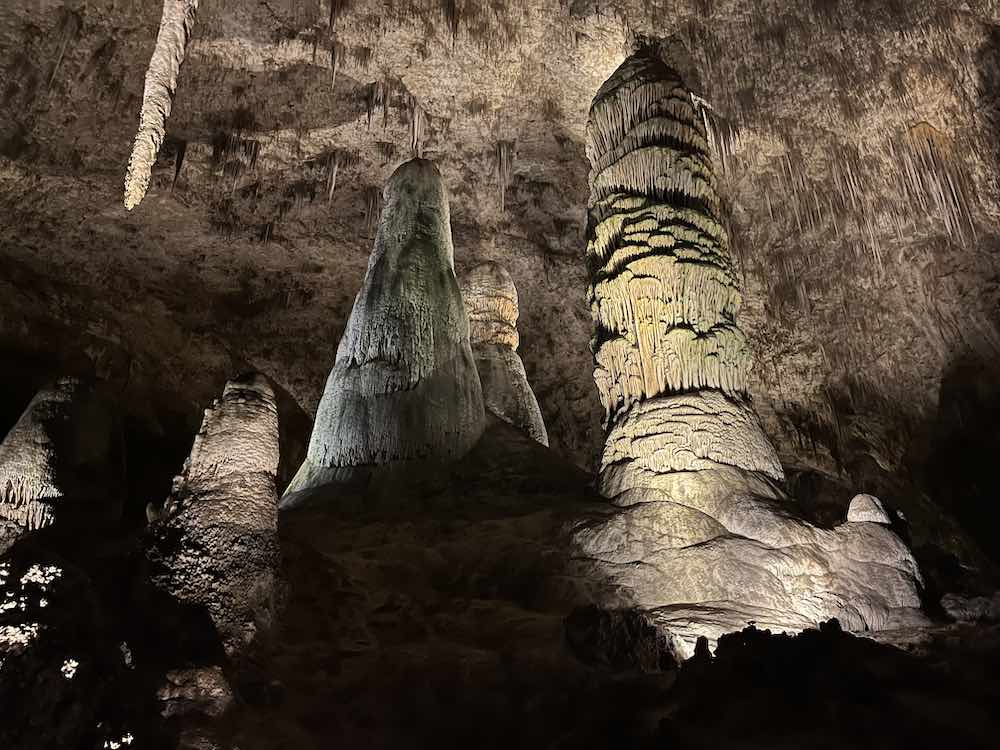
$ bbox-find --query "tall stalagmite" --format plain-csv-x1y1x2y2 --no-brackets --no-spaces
146,373,281,656
282,158,485,504
124,0,199,210
573,48,927,657
461,262,548,445
0,378,122,553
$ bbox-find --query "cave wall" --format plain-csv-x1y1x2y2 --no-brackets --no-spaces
2,1,1000,562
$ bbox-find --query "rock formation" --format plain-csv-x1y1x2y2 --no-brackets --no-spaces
124,0,199,210
282,158,485,503
461,262,548,446
572,48,927,657
146,373,280,656
0,378,122,553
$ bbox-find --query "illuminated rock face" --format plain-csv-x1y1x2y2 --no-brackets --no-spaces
461,262,548,446
0,378,122,552
573,49,927,657
283,159,485,502
124,0,199,210
146,373,280,656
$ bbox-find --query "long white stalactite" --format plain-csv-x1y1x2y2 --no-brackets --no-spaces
124,0,199,211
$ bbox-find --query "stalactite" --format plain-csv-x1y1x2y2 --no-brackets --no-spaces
409,95,426,158
363,185,382,236
441,0,460,43
123,0,199,211
326,151,340,204
330,38,345,90
495,140,515,212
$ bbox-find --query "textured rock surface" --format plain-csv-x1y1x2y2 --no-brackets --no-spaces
0,377,122,547
461,261,548,445
124,0,199,210
573,47,927,656
847,493,892,524
3,1,1000,569
146,372,281,657
284,158,485,501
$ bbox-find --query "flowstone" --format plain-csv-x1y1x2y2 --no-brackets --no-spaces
571,48,927,657
0,378,122,553
461,262,548,445
146,373,281,657
282,159,485,504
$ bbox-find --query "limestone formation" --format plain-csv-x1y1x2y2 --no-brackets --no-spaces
0,378,122,551
461,262,548,446
847,493,891,524
283,159,485,502
146,373,280,656
124,0,199,210
572,48,927,657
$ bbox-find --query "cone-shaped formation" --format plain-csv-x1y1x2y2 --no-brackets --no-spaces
461,262,548,446
573,49,927,657
124,0,199,210
283,159,485,503
146,373,280,656
0,378,122,551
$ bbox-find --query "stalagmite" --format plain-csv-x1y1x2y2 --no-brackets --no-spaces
572,47,927,658
0,378,122,552
461,262,548,446
145,373,281,656
124,0,199,211
282,159,485,504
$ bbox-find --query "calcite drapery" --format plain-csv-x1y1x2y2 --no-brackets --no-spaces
282,158,485,503
124,0,199,210
146,373,280,656
461,262,548,446
0,378,122,553
573,48,927,657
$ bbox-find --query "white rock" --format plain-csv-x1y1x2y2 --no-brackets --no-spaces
847,494,891,524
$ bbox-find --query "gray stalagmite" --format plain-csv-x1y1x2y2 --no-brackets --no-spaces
461,262,548,446
146,373,280,656
124,0,199,210
0,378,122,553
572,49,927,657
283,159,485,502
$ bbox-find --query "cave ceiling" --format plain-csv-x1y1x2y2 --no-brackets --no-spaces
2,0,1000,488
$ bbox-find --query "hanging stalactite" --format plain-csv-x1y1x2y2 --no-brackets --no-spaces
123,0,199,211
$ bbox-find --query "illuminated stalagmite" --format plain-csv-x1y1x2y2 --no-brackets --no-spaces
146,373,280,656
282,159,485,503
573,49,927,656
0,378,121,552
124,0,199,210
461,262,548,446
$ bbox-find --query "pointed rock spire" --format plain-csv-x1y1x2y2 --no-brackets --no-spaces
461,261,548,446
282,159,485,504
